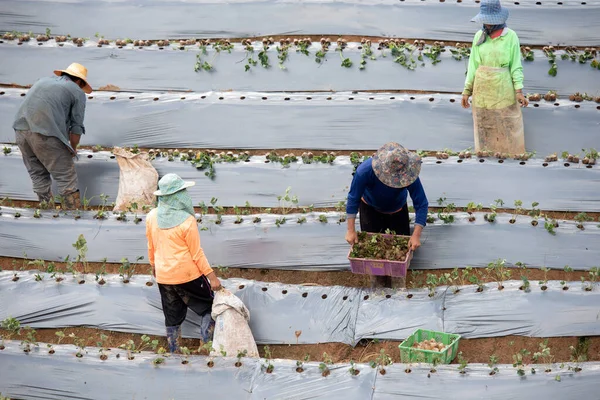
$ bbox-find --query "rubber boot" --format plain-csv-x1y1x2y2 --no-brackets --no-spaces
62,190,81,210
199,313,216,343
36,190,54,209
166,325,181,353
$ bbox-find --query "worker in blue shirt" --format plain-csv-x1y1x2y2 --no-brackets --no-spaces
13,63,92,210
345,142,429,288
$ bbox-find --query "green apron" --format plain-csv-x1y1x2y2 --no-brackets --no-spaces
471,66,525,154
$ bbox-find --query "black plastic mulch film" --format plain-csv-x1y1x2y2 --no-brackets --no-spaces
1,272,599,344
1,0,599,45
3,339,598,400
1,43,599,93
1,89,599,154
0,208,598,271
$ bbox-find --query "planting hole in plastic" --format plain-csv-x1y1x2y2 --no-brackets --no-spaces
457,159,463,163
238,285,245,289
284,97,290,101
479,159,485,163
597,106,600,110
575,104,580,108
327,97,332,100
349,97,354,100
342,296,348,301
554,103,559,106
390,97,395,100
153,97,159,101
564,163,570,167
369,97,375,100
88,96,93,99
363,295,369,300
180,97,186,100
536,1,541,4
543,163,548,167
306,97,312,100
449,98,455,103
385,294,392,298
557,1,562,4
533,103,539,107
87,155,93,159
262,287,268,292
110,96,116,100
514,1,519,3
428,97,434,102
262,96,267,100
201,96,206,99
282,290,287,294
410,97,415,100
519,161,526,165
239,96,245,100
321,294,327,299
586,165,592,169
20,93,26,97
129,96,135,100
436,160,442,164
302,292,308,298
218,97,224,100
110,155,115,159
498,159,504,164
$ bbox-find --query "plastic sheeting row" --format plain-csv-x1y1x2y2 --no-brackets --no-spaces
2,272,600,344
2,341,599,400
0,208,599,271
1,0,599,45
2,89,599,154
2,42,600,94
1,147,599,212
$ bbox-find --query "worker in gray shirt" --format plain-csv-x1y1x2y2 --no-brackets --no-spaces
13,63,92,210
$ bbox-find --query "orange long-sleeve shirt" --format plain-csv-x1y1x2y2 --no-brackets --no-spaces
146,209,213,285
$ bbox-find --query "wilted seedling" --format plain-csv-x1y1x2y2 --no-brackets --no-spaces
465,202,482,222
512,349,530,376
539,267,550,290
252,216,262,223
153,347,167,366
319,352,333,376
97,334,110,360
235,349,248,367
486,259,510,290
180,346,191,364
296,216,307,224
574,212,593,230
95,258,107,285
425,274,439,297
369,349,393,375
457,351,468,374
488,354,499,375
70,333,86,358
581,267,598,291
275,217,286,227
296,353,310,373
532,340,554,372
73,234,89,275
1,317,22,345
436,197,456,224
318,214,328,223
568,338,588,372
2,146,11,155
20,326,38,353
33,209,42,219
262,345,275,373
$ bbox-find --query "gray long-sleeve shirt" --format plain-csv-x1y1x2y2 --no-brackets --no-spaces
13,75,86,151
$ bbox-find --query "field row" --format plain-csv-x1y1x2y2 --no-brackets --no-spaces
1,208,598,270
1,340,598,400
2,272,599,344
1,147,598,211
2,43,599,93
1,0,599,45
1,89,599,154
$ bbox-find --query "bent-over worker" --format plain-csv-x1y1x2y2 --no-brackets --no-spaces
146,173,222,352
345,142,429,288
461,0,528,154
13,63,92,209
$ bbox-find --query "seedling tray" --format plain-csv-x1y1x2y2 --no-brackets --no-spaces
348,233,412,277
399,329,461,365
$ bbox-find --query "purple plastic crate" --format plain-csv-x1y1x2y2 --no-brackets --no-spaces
348,233,413,277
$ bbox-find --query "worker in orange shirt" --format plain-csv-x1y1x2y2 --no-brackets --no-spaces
146,173,222,352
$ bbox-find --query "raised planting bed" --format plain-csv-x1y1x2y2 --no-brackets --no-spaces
0,208,599,271
4,88,600,153
1,341,600,400
1,89,599,154
1,42,599,94
349,232,412,278
1,0,599,45
399,329,461,364
1,147,599,211
2,272,599,344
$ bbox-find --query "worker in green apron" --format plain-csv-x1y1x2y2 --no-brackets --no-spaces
461,0,529,155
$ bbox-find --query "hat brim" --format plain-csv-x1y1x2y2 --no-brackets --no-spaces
153,181,195,196
372,151,422,189
470,8,509,25
54,70,93,94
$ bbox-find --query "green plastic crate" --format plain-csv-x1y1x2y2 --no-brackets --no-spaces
398,329,461,364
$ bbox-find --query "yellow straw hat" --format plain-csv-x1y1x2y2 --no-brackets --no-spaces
54,63,92,94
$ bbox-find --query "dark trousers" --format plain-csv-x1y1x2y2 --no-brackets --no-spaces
359,201,411,288
158,275,214,327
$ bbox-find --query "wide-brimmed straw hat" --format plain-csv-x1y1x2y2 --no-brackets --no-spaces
54,63,93,94
154,173,195,196
471,0,509,25
371,142,422,189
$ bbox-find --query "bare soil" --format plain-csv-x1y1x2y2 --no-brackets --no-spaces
1,327,598,365
0,256,589,290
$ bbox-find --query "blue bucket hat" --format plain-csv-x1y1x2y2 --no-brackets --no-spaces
471,0,509,25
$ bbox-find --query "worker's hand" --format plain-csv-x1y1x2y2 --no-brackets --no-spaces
516,93,529,107
408,234,421,251
207,272,222,291
461,95,470,109
345,230,358,245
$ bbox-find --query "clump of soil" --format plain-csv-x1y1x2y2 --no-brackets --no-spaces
543,91,557,102
36,35,49,42
134,40,151,47
156,40,170,47
494,152,507,160
115,39,128,47
235,361,242,367
55,36,67,43
100,354,108,360
513,153,531,161
569,93,584,102
207,360,214,367
97,39,110,46
18,34,31,42
544,153,558,162
72,37,85,46
458,151,472,159
528,93,541,102
582,157,597,165
435,152,449,160
296,367,304,373
321,369,330,377
145,281,154,287
179,39,196,46
566,154,580,163
2,33,16,40
412,338,446,352
349,232,409,261
476,150,492,158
